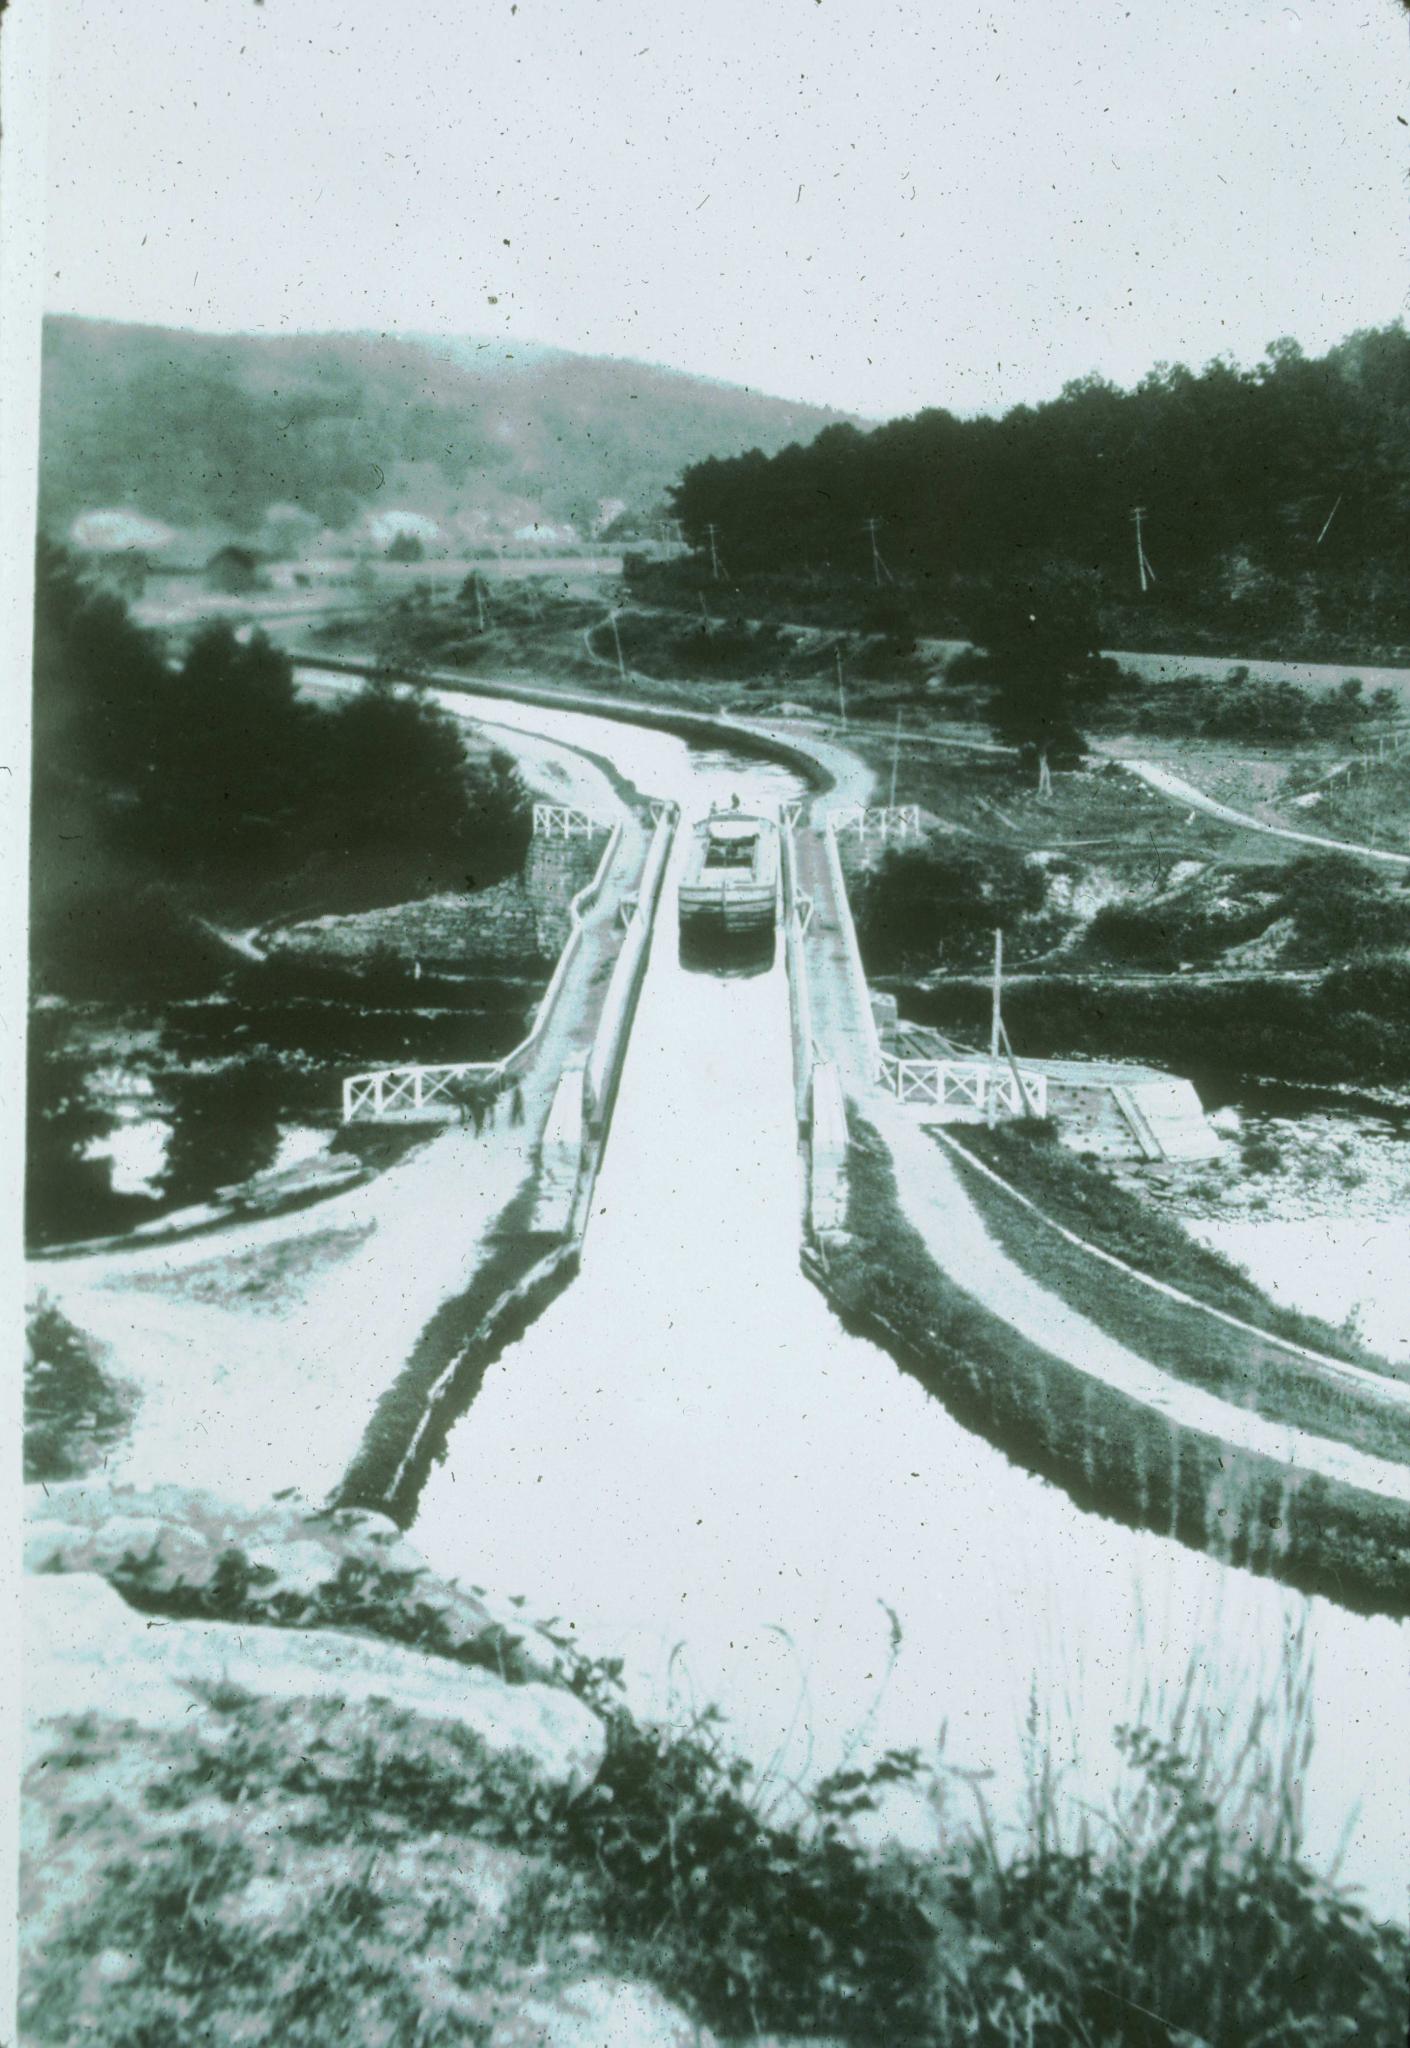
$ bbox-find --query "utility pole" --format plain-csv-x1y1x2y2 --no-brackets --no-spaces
699,592,713,636
864,515,893,588
889,707,902,808
988,928,1003,1129
473,573,487,632
835,646,847,729
609,608,628,685
704,523,723,582
1131,505,1156,593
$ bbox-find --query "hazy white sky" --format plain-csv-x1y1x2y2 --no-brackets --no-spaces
42,0,1410,418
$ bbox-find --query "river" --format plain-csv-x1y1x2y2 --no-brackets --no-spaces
307,677,1408,1920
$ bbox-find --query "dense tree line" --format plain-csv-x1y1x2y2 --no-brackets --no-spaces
30,543,530,995
668,326,1410,654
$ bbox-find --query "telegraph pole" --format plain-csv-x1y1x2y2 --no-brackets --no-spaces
704,523,723,582
835,646,847,729
889,707,902,808
988,928,1003,1129
609,608,628,685
864,515,894,588
1131,505,1156,593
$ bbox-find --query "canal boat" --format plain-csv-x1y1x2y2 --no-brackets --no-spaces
678,806,780,962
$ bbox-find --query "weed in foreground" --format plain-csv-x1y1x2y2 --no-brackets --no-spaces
22,1637,1407,2047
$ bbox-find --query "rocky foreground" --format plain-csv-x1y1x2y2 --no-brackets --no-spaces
21,1484,823,2047
21,1484,1407,2047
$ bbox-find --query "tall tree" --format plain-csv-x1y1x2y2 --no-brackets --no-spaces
950,567,1121,779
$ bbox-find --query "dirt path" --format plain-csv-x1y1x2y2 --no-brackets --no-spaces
1125,758,1410,867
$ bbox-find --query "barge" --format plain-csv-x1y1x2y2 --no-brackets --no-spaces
678,806,780,967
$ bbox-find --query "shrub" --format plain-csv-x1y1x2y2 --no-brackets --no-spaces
1279,854,1410,957
24,1296,137,1480
859,841,1047,972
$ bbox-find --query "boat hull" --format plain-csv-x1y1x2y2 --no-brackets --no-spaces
677,883,777,935
676,810,780,973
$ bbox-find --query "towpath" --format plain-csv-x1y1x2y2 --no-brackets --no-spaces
30,705,650,1508
792,796,1410,1505
877,1112,1410,1505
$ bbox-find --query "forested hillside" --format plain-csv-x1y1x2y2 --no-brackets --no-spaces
665,327,1410,659
39,317,853,545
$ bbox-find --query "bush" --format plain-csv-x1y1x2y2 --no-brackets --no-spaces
859,840,1047,972
1279,854,1410,957
1086,890,1274,968
24,1297,137,1480
664,616,791,681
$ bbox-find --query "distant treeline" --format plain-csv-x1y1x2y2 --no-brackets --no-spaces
664,326,1410,658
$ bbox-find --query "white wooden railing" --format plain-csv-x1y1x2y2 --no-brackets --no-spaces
831,804,921,841
341,817,624,1122
878,1054,1047,1120
533,802,597,838
343,1063,502,1121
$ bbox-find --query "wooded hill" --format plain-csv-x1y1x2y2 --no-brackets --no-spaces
665,326,1410,659
39,317,854,545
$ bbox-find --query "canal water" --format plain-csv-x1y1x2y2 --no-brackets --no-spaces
388,683,1408,1920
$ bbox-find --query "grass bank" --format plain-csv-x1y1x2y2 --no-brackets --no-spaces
940,1128,1410,1468
948,1124,1405,1374
819,1115,1410,1619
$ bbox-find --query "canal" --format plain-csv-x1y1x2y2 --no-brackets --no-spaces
331,677,1407,1919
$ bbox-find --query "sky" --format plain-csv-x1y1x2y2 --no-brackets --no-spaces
41,0,1410,420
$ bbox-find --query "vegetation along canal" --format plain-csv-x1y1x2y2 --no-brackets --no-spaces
397,684,1408,1921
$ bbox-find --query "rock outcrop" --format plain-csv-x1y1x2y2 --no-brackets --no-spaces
26,1479,567,1683
25,1573,606,1793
